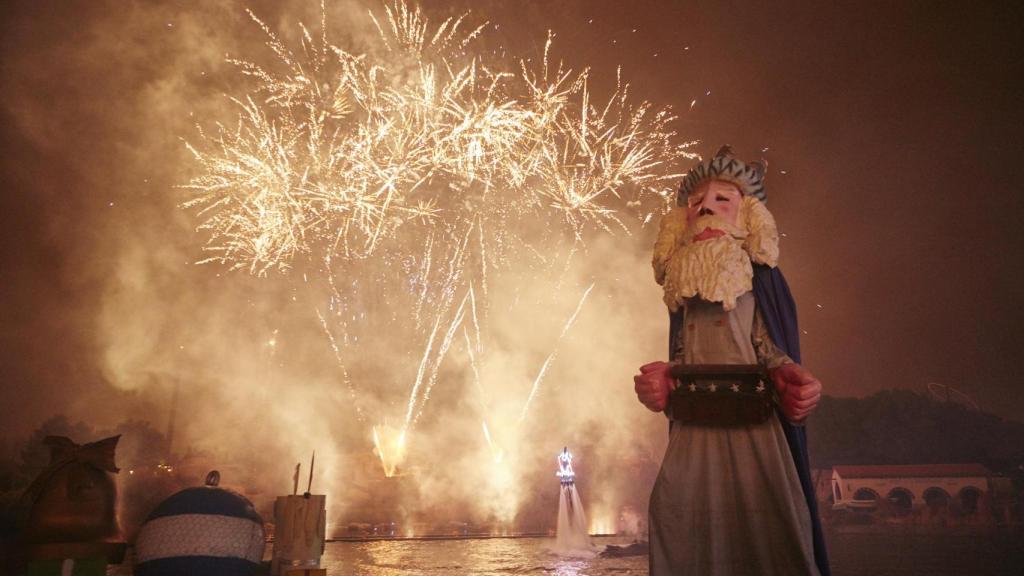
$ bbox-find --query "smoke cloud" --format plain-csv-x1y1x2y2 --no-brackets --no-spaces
1,0,676,532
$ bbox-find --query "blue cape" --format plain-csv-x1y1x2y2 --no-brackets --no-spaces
667,264,831,576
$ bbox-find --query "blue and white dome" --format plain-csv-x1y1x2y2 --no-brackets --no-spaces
134,471,265,576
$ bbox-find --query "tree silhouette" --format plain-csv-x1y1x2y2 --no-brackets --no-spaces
808,390,1024,471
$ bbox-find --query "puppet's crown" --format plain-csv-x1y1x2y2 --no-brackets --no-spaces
678,145,767,205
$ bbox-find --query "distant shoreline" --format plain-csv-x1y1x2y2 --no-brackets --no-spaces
324,533,620,543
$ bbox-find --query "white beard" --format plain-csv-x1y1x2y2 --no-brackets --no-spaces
661,234,753,312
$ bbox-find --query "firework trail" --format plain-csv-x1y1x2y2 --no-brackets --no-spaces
315,306,364,422
481,420,503,464
518,282,595,423
372,423,406,477
405,288,468,429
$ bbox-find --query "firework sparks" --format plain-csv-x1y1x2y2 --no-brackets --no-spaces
183,0,693,276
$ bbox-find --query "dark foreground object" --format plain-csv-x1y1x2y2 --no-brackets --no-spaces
14,435,127,574
599,541,649,558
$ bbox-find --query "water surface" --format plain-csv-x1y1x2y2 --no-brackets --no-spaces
109,531,1024,575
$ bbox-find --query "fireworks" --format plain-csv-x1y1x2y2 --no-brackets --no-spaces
183,0,692,275
182,0,695,478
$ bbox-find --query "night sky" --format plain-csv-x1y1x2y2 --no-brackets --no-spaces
2,0,1023,442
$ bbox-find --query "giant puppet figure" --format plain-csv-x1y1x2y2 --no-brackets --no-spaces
633,146,830,575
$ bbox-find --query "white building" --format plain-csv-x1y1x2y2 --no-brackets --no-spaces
831,463,991,516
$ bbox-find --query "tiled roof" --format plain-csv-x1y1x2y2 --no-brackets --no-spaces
833,464,991,479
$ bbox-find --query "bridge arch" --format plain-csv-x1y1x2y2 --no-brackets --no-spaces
886,487,914,515
853,487,880,503
923,487,951,513
957,486,983,515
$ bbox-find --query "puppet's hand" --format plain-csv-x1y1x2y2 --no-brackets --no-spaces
633,361,675,412
770,363,822,423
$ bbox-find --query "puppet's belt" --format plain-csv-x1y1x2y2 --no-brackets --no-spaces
667,364,774,426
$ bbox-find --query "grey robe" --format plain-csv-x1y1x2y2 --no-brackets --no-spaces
649,292,819,576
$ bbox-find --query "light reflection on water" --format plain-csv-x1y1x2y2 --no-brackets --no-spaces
321,537,645,575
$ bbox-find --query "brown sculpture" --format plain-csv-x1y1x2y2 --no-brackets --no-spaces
17,435,127,565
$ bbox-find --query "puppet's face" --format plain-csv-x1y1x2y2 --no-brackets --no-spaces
659,181,757,311
654,172,779,312
684,180,743,242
